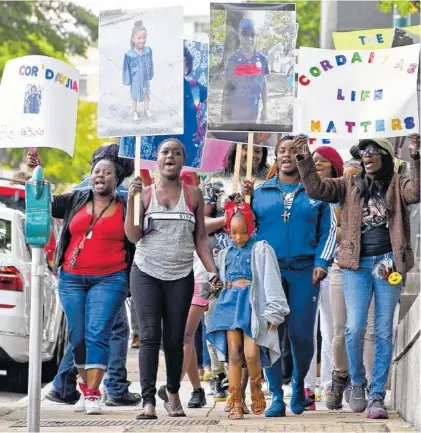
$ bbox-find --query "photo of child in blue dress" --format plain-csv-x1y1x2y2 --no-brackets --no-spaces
122,20,154,122
24,85,41,114
119,40,209,169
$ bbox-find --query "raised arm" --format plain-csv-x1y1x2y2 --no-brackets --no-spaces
192,187,218,274
124,178,146,244
51,193,72,219
296,153,347,204
401,134,420,205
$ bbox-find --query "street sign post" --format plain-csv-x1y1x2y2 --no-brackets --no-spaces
25,165,51,433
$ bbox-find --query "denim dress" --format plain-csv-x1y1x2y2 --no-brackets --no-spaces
122,47,154,102
207,237,270,366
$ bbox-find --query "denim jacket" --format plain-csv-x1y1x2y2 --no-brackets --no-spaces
201,240,290,366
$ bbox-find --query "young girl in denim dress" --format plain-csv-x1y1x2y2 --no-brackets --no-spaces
123,20,154,122
202,198,289,420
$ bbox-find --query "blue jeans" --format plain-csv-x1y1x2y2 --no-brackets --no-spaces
342,253,401,399
52,305,130,399
265,269,320,387
58,270,128,370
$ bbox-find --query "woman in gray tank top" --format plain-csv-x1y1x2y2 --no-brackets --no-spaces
125,139,220,419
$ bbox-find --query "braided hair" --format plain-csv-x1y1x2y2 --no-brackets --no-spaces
91,143,134,186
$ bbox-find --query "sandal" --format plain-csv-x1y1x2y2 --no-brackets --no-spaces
225,394,249,414
250,376,266,415
158,385,186,417
136,404,157,420
227,387,244,420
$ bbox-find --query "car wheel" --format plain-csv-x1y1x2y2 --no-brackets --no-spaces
41,315,67,383
6,362,29,394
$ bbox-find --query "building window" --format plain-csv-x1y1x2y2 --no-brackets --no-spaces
79,75,88,98
194,22,208,34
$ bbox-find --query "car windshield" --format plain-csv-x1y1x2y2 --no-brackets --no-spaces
0,219,12,254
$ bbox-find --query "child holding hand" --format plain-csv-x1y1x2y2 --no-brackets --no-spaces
202,197,289,420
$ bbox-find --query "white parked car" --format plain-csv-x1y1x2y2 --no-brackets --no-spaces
0,184,66,393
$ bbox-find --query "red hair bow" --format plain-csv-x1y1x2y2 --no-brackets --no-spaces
224,201,255,237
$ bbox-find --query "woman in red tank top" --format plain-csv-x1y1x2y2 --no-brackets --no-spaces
50,153,134,415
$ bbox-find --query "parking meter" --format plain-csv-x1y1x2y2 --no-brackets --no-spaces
24,164,51,433
25,165,51,247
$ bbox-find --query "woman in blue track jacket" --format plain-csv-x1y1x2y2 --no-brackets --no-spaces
242,135,337,417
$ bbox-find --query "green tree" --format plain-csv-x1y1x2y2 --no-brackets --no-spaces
377,1,420,17
0,1,98,75
0,1,100,189
253,1,321,48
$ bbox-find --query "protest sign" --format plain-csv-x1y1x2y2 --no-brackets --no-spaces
118,40,208,168
332,25,420,50
208,2,296,133
0,56,79,156
98,7,184,138
296,45,420,140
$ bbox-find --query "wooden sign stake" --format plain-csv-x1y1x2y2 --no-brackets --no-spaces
134,136,141,226
245,132,254,203
232,142,243,193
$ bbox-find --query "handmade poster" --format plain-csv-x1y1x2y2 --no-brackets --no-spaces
208,2,296,133
119,137,232,173
0,56,79,156
98,7,184,138
332,25,420,50
296,45,420,140
118,40,208,168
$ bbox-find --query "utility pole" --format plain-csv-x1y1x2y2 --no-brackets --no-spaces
320,0,339,49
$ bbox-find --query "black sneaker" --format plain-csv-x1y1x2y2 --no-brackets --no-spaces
187,388,206,408
348,382,368,413
105,391,142,407
221,377,229,390
213,377,227,402
325,373,349,410
45,389,80,405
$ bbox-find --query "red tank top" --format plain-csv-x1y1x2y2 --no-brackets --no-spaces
63,202,127,276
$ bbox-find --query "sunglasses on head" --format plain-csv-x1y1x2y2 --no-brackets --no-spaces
359,147,388,157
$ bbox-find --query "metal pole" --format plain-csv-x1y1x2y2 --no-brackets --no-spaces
393,4,410,28
27,247,44,433
320,0,338,49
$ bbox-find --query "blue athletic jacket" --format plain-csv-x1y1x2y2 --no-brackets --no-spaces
252,176,337,271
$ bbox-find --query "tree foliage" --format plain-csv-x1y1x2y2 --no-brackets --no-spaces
0,1,100,190
377,1,420,17
254,0,321,48
0,1,98,76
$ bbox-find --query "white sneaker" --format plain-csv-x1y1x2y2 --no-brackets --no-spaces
85,396,102,415
74,395,85,413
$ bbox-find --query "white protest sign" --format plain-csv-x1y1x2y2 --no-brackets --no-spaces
0,56,79,156
296,44,420,140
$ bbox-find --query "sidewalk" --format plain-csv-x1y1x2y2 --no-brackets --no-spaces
0,349,415,433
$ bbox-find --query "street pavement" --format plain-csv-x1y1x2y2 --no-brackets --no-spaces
0,348,415,433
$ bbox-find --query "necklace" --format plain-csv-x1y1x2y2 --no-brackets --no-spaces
278,182,301,222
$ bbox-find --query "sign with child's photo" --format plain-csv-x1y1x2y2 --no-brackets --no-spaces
208,2,296,133
119,40,209,168
98,7,184,138
296,45,420,140
0,55,79,156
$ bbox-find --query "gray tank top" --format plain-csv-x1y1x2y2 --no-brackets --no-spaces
134,184,196,280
